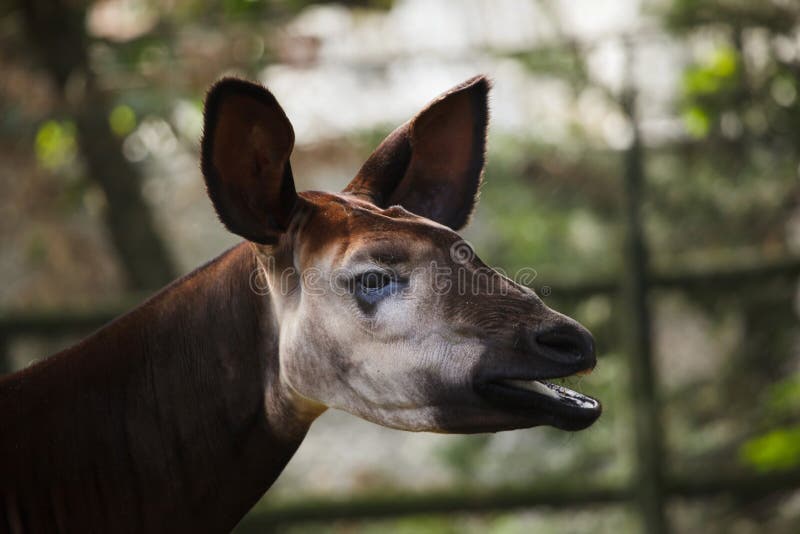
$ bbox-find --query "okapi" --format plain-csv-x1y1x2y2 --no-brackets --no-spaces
0,76,600,533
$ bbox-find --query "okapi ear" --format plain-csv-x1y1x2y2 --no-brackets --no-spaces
345,75,490,231
201,78,297,245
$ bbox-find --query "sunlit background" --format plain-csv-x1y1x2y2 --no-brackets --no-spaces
2,0,800,532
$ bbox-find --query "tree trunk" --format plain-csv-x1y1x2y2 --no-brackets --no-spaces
19,0,176,291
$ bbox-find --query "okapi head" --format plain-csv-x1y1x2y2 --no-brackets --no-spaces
201,76,600,434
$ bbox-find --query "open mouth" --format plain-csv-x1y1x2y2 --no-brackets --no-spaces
476,373,601,431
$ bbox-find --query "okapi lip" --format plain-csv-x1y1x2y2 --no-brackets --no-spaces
475,374,601,430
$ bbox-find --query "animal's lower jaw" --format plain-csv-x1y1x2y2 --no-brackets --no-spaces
475,376,602,431
496,378,599,410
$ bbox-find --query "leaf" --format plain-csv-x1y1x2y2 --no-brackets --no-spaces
740,426,800,472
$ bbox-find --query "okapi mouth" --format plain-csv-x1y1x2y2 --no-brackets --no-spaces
475,370,601,431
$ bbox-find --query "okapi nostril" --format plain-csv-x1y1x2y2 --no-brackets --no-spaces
536,326,595,365
538,333,578,354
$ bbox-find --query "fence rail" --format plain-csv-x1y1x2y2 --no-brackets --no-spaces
234,468,800,531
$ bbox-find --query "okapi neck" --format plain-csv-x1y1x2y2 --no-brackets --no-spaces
0,243,311,533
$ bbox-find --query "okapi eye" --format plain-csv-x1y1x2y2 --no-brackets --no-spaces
351,271,400,314
360,271,393,291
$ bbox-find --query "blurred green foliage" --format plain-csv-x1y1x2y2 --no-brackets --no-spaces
766,372,800,419
741,426,800,472
109,105,137,137
34,120,77,170
681,46,740,138
739,373,800,472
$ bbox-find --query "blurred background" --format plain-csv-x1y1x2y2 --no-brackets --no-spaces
1,0,800,532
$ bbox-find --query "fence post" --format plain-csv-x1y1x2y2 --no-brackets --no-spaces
620,41,668,534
